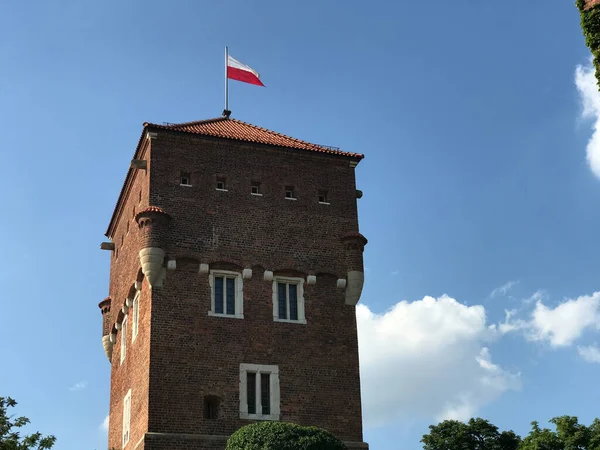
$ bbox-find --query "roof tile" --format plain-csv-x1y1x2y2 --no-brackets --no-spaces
144,117,363,159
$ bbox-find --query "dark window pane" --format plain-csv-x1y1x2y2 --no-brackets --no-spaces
226,277,235,315
215,277,224,314
247,372,256,414
261,374,270,415
289,284,298,321
278,283,287,319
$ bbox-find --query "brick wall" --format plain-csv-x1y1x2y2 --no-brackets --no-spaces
107,139,152,450
104,128,368,449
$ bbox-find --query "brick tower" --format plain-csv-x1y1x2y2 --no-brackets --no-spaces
98,115,369,450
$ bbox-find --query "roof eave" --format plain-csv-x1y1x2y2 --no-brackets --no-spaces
104,124,149,238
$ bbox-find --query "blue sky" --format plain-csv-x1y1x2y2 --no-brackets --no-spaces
1,0,599,449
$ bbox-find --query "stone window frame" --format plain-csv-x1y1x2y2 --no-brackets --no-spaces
208,270,244,319
123,389,131,447
239,363,280,421
120,313,128,364
272,276,306,324
131,291,140,343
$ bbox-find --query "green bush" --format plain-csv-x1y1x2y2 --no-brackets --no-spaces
225,421,347,450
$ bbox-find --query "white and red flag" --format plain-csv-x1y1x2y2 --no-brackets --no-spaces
227,54,265,87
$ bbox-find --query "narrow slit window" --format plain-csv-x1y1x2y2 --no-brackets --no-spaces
120,314,127,364
131,292,140,342
251,182,261,195
216,177,227,190
285,186,295,199
247,372,257,415
261,373,271,415
214,277,224,314
278,283,287,319
180,172,191,186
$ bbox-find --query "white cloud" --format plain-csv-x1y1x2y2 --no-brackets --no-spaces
575,59,600,179
578,344,600,363
490,280,519,298
357,295,520,427
68,380,88,392
501,291,600,347
100,415,109,432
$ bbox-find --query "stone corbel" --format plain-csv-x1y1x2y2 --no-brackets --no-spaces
102,335,113,361
337,279,347,289
199,263,209,274
264,270,273,282
139,247,166,288
306,275,316,285
243,268,252,279
153,267,167,288
167,259,176,270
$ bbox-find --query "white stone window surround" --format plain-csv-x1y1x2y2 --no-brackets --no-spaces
120,313,128,364
123,388,131,447
131,291,140,342
272,276,306,324
208,270,244,319
239,363,280,421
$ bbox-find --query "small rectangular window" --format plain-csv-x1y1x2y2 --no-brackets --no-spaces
204,396,219,420
251,182,261,195
180,172,191,186
318,190,329,204
285,186,296,199
216,177,227,191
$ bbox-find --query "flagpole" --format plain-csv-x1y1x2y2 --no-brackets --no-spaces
224,46,229,115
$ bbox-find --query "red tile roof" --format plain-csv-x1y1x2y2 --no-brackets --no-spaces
135,206,169,220
144,117,364,159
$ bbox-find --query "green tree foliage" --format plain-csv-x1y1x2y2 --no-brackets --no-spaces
577,0,600,90
421,418,520,450
225,421,347,450
423,416,600,450
0,397,56,450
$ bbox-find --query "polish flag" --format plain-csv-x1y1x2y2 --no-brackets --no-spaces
227,55,265,87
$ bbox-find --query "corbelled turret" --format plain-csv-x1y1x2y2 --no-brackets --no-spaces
341,232,368,306
135,206,171,288
98,297,113,360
